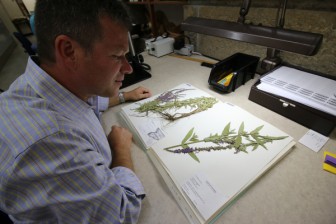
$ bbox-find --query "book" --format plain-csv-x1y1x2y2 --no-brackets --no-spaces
120,83,295,224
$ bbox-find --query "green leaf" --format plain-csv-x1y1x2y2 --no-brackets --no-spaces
260,143,267,150
264,135,288,140
190,133,199,141
222,122,231,136
238,122,245,135
182,128,194,144
250,125,264,135
252,144,259,151
251,134,259,142
234,135,242,148
182,144,189,148
188,152,200,163
258,140,267,149
251,135,266,149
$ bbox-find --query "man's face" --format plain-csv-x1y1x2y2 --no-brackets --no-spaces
77,16,132,98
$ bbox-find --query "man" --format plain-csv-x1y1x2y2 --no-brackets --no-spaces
0,0,151,223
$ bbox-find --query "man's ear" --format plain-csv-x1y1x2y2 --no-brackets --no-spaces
54,35,78,69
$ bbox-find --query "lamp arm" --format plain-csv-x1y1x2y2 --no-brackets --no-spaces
263,0,289,72
276,0,288,28
238,0,252,23
128,32,136,57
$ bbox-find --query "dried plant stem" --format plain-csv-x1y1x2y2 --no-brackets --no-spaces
134,96,218,121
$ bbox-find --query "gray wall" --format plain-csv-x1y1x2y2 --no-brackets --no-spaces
183,5,336,77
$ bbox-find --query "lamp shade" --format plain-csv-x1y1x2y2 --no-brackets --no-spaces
181,17,323,56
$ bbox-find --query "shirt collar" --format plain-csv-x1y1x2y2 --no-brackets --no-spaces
24,57,94,116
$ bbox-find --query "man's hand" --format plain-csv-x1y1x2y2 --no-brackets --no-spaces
109,86,152,107
107,125,134,171
123,86,151,102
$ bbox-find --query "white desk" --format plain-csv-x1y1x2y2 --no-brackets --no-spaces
102,53,336,224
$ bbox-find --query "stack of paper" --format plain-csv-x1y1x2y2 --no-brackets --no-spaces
257,66,336,116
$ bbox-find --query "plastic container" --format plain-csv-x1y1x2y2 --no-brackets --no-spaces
208,53,260,93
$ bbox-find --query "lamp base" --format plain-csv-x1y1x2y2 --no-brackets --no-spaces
121,55,151,89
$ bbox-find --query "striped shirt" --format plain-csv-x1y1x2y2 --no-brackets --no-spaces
0,57,145,223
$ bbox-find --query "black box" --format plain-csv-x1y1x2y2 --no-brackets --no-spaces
249,64,336,136
208,53,260,93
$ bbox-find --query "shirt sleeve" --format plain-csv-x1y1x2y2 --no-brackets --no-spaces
87,96,109,112
87,96,109,121
5,130,145,223
97,96,109,112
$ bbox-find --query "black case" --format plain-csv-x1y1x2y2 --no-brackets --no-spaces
248,63,336,136
208,53,260,93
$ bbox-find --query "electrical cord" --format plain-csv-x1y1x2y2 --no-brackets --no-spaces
191,51,202,56
150,33,169,42
137,54,151,71
140,63,151,71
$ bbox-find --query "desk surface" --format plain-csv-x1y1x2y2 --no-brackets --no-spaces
102,53,336,224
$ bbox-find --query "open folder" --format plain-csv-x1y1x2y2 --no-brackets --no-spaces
120,83,295,224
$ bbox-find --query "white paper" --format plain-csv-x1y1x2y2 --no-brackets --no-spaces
299,129,329,152
182,172,228,220
137,119,165,147
258,66,336,116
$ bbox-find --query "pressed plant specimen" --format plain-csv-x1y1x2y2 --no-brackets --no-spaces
164,122,288,163
133,88,218,121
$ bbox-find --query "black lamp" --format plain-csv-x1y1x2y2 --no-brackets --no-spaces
181,0,323,72
120,32,151,89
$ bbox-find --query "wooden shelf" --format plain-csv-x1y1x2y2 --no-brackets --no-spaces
127,1,186,5
126,0,186,37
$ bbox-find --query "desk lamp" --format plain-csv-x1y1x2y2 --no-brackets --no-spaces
181,0,323,73
120,32,151,89
121,5,152,88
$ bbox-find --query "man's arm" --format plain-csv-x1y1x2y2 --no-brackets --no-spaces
107,125,134,170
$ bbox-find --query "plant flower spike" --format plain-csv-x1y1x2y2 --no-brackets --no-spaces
164,122,288,163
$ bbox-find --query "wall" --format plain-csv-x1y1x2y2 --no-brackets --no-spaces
0,1,16,70
183,5,336,77
0,0,35,19
22,0,35,13
0,0,23,19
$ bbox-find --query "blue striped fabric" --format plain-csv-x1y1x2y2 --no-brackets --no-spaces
0,57,145,223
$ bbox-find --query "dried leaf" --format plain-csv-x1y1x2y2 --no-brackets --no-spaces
238,122,245,135
252,144,258,151
188,152,200,163
250,125,264,135
182,144,189,148
234,135,242,148
264,135,288,140
182,128,194,144
190,133,199,141
222,122,231,136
